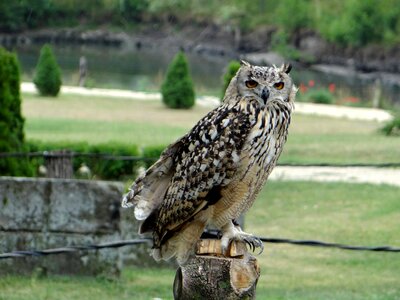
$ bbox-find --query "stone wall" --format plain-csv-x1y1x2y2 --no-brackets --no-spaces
0,177,126,276
0,177,175,276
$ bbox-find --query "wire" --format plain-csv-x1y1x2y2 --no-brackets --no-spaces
1,235,399,260
259,237,400,252
278,162,400,168
1,151,400,167
201,230,400,252
0,152,155,161
0,239,151,259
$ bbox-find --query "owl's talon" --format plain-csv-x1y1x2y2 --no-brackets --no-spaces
243,236,263,254
220,223,264,256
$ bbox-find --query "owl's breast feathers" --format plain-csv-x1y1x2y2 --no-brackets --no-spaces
122,97,292,248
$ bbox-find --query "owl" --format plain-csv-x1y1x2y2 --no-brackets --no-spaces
122,61,297,265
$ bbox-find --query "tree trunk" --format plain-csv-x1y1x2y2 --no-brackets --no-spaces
173,239,260,300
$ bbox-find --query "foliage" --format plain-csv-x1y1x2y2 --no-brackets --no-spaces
33,44,62,97
275,0,313,34
119,0,149,21
0,0,50,32
320,0,387,46
381,116,400,136
221,60,240,101
1,1,400,47
161,51,195,109
303,88,334,104
26,141,140,180
0,48,30,176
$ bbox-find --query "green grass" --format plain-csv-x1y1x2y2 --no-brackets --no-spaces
1,181,399,300
22,93,400,164
283,113,400,164
252,181,400,299
26,118,186,146
0,268,173,300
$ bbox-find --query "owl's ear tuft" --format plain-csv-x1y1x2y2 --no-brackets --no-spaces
240,60,251,67
281,63,292,74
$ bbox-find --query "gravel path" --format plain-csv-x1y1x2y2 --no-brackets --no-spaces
270,166,400,187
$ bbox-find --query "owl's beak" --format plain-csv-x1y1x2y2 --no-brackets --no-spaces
261,88,270,102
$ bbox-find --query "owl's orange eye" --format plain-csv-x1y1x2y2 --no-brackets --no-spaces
274,82,284,90
245,80,258,88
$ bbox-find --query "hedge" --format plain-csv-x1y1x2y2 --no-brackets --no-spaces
1,140,171,180
26,141,141,180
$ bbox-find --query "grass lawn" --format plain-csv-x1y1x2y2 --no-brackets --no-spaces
22,93,400,164
1,181,399,300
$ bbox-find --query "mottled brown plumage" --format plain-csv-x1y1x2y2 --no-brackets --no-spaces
122,61,297,264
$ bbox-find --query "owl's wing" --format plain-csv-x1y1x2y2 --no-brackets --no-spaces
121,138,184,220
151,101,255,247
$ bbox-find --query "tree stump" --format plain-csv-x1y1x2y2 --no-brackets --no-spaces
173,239,260,300
44,150,73,179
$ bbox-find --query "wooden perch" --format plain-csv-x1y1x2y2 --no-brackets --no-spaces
45,150,73,179
173,239,260,300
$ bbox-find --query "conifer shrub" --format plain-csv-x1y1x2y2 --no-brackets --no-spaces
34,44,62,96
221,60,240,101
0,48,30,175
161,52,195,109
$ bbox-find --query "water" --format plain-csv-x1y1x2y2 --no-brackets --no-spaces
14,44,400,108
15,44,228,96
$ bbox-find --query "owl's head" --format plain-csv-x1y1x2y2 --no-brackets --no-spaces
224,60,297,107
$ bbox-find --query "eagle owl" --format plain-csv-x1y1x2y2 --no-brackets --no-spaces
122,61,297,265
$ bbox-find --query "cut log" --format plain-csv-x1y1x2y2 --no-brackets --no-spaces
173,239,260,300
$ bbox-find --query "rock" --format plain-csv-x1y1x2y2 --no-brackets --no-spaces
243,52,285,66
299,34,328,58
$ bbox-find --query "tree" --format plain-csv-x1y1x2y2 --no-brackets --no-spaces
321,0,386,46
0,48,27,175
275,0,313,46
221,60,240,101
34,44,62,96
161,52,195,109
119,0,149,21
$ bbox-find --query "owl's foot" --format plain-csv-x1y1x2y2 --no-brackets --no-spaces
220,221,264,255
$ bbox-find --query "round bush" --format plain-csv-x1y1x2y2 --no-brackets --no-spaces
306,89,334,104
34,44,62,96
161,52,195,109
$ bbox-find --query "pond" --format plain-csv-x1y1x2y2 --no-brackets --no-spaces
14,44,400,108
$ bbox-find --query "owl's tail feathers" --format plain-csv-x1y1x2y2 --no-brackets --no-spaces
152,220,207,266
121,159,174,223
